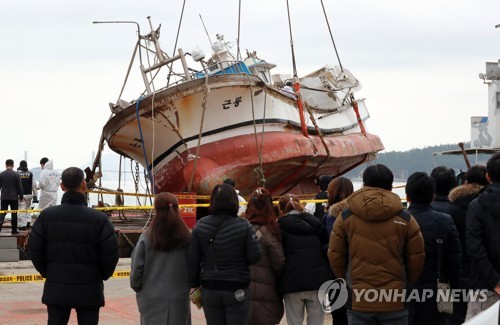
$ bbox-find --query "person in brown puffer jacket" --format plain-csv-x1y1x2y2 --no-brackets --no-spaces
245,188,285,325
328,164,425,325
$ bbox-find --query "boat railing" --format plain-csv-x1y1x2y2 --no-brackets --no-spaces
194,60,251,79
140,48,192,95
141,51,252,91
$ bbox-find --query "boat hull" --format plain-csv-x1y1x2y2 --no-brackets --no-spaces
157,131,383,196
103,74,384,196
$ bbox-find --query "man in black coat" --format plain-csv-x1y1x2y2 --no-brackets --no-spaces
430,166,456,215
447,165,488,324
465,153,500,321
406,172,461,325
29,167,119,325
0,159,24,234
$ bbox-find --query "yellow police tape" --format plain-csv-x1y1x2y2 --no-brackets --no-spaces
0,270,131,284
0,199,331,214
0,197,409,214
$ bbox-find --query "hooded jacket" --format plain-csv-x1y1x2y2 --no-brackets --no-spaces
278,211,333,294
323,199,349,253
328,186,425,312
448,183,483,285
466,183,500,291
37,160,61,210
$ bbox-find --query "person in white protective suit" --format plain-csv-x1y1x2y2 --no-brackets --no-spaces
37,159,61,211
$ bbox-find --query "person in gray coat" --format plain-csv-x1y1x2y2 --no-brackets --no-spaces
130,192,192,325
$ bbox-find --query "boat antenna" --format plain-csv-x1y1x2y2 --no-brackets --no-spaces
146,16,165,62
92,20,143,100
92,20,141,38
236,0,242,60
199,14,213,45
319,0,343,71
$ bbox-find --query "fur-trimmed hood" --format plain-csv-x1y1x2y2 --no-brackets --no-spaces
327,199,349,218
448,183,483,203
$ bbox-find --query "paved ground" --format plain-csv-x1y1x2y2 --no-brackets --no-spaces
0,259,141,325
0,258,331,324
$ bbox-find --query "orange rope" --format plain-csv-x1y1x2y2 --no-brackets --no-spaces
294,82,308,137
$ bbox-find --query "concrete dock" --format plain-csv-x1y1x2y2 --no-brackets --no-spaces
0,258,330,324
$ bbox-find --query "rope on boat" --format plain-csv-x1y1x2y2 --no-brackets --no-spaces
148,58,157,198
135,97,154,188
162,99,192,155
303,103,331,161
188,71,210,192
245,74,266,187
118,232,136,248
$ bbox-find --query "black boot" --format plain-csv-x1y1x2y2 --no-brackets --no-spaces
11,218,19,235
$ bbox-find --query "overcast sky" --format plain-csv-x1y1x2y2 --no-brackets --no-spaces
1,0,500,172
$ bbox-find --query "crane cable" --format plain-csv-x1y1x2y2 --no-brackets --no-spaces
167,0,187,86
285,0,308,137
320,0,343,71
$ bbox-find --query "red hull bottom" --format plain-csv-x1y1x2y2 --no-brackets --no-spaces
153,131,384,197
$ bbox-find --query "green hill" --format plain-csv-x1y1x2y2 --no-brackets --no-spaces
344,143,492,180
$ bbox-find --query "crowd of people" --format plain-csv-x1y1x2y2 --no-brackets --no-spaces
127,156,499,325
0,157,60,234
2,153,496,324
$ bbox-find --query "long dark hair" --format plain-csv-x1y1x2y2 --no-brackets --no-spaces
148,192,190,252
245,187,281,241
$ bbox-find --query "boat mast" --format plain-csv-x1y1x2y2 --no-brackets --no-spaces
140,18,191,94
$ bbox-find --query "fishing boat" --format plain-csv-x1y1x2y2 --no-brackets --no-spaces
95,9,384,197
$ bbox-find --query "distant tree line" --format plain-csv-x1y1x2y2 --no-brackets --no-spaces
343,143,492,181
